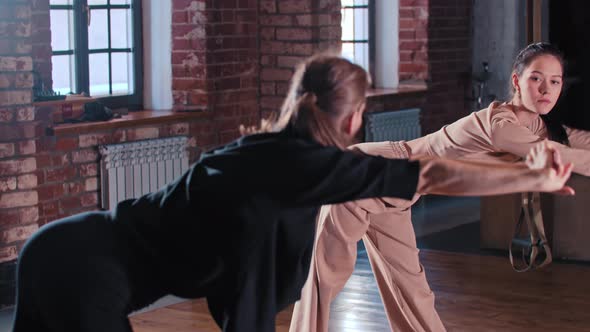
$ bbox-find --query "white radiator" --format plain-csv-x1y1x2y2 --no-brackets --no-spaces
365,108,421,142
99,136,189,209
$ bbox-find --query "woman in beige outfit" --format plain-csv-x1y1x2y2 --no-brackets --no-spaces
290,43,590,332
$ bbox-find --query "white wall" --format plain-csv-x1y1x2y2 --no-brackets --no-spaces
374,0,399,88
142,0,173,109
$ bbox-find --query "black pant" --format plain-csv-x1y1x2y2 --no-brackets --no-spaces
12,212,167,332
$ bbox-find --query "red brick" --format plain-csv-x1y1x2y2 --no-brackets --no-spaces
67,180,85,195
84,177,98,192
17,173,37,189
126,127,159,141
1,224,39,244
294,14,312,26
80,192,98,207
71,149,99,164
276,27,313,41
173,91,188,105
0,90,32,107
78,131,125,148
173,0,202,11
59,196,81,212
261,68,293,81
319,26,340,40
0,73,14,88
260,15,293,26
54,137,78,151
0,143,15,158
276,82,290,96
0,157,36,176
260,0,276,14
0,246,18,264
19,206,38,224
0,190,38,208
172,78,207,90
260,96,284,109
17,139,35,155
164,123,190,136
16,106,34,121
0,209,20,228
172,11,189,24
0,56,33,71
187,92,208,105
78,163,98,177
15,72,33,88
0,109,14,122
45,167,76,183
0,177,17,192
172,24,205,40
31,0,50,12
40,201,58,218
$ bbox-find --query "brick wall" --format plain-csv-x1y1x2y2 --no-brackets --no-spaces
400,0,429,81
172,0,259,143
258,0,341,119
0,0,38,265
422,0,473,133
31,0,52,91
34,107,207,226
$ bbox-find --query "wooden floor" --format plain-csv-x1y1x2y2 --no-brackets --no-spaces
130,249,590,332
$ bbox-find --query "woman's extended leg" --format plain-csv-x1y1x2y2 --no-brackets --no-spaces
363,207,445,332
289,201,370,332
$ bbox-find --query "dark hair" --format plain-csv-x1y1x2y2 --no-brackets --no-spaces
511,42,569,145
243,53,370,149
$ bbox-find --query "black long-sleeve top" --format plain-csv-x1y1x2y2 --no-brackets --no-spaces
112,128,419,331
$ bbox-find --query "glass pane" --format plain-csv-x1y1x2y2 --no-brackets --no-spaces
110,0,131,4
89,53,110,96
112,52,133,95
50,0,73,4
341,8,354,41
354,42,369,72
341,42,354,62
341,0,368,7
88,9,108,50
353,7,368,41
50,9,74,51
110,9,132,49
88,0,108,4
52,55,75,94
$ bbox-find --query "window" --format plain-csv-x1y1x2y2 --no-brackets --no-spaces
49,0,143,109
341,0,373,73
341,0,399,88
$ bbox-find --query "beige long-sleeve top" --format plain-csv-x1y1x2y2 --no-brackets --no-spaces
407,101,590,176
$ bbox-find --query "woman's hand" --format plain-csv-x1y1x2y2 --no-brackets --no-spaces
526,141,575,195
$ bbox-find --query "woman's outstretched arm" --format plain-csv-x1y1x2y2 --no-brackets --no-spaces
415,142,574,196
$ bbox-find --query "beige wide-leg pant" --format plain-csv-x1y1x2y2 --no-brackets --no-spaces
289,142,445,332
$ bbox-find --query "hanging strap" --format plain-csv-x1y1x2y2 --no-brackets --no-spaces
508,192,552,272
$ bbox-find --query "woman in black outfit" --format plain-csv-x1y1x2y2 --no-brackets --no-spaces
12,54,572,332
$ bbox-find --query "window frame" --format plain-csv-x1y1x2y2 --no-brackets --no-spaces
341,0,400,89
341,0,376,86
50,0,143,110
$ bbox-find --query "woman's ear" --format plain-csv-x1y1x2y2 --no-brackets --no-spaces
512,72,520,95
343,102,366,136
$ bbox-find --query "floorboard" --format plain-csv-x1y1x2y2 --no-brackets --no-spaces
131,248,590,331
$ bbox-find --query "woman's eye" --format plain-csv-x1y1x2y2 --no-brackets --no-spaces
551,80,561,85
530,76,541,82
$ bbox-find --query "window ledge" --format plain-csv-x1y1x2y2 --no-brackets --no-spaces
47,109,207,137
366,82,428,98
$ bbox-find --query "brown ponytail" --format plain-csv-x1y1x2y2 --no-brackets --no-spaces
241,53,370,149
